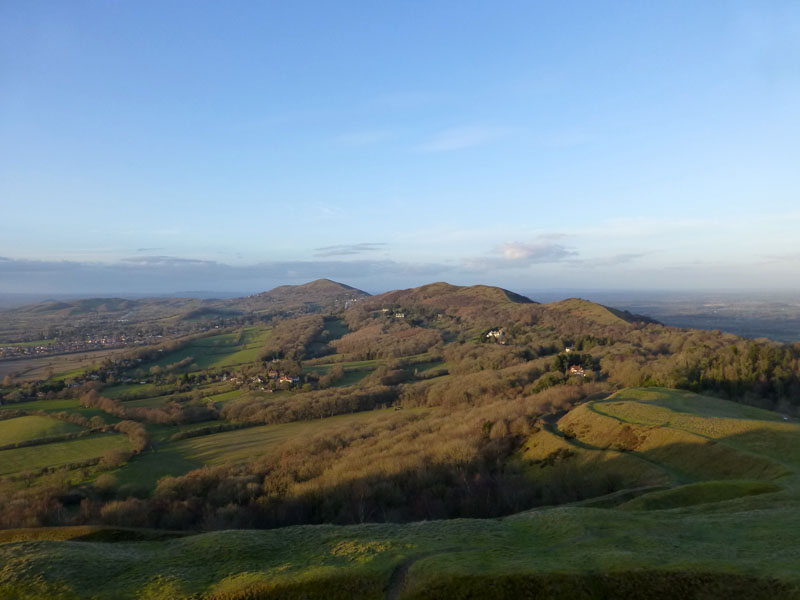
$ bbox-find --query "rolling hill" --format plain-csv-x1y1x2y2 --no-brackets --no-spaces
3,389,800,598
225,278,370,314
3,279,800,598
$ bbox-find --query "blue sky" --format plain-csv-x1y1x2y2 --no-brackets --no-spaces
2,1,799,295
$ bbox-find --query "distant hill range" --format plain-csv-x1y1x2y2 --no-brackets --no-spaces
0,279,660,345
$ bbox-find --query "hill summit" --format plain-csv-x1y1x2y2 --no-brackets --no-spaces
227,278,370,313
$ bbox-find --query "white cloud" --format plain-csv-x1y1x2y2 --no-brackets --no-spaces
463,238,577,271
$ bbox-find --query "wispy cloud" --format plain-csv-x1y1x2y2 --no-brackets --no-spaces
568,252,649,268
313,243,387,257
0,256,452,294
759,252,800,264
122,255,217,267
419,125,512,152
463,237,577,270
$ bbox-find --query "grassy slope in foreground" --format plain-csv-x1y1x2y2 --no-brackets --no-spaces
3,388,800,599
2,503,800,599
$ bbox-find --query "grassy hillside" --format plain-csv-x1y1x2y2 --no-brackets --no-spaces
4,388,800,598
2,500,800,599
4,279,800,598
150,327,271,371
546,298,655,326
523,387,798,501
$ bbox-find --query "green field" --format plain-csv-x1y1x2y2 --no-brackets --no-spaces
205,388,244,404
150,327,271,371
304,358,380,372
0,433,130,476
0,398,79,413
0,415,84,445
0,398,120,423
103,382,165,398
115,409,407,489
524,387,799,501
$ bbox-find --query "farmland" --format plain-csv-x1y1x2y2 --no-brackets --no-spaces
3,281,800,597
150,326,271,371
0,416,84,446
0,433,130,476
0,348,131,381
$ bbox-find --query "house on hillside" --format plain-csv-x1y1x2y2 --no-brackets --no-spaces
394,312,405,318
569,365,585,377
279,375,301,384
486,328,506,344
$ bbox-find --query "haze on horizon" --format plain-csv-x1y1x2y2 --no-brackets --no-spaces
2,1,799,296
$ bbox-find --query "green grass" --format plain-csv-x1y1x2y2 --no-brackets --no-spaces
322,318,350,340
5,389,800,597
0,415,84,445
304,358,380,372
619,480,782,510
0,398,121,423
103,382,164,398
3,503,800,599
114,409,405,490
0,433,130,475
0,398,79,412
412,360,448,373
113,448,202,490
522,387,800,513
206,389,244,404
0,525,190,544
604,387,785,421
335,370,372,387
148,327,271,372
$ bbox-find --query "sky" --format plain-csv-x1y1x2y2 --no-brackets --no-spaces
2,1,800,296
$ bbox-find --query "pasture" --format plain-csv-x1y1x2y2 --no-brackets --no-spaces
0,397,120,423
147,327,271,372
0,415,84,445
523,388,800,510
0,433,130,476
